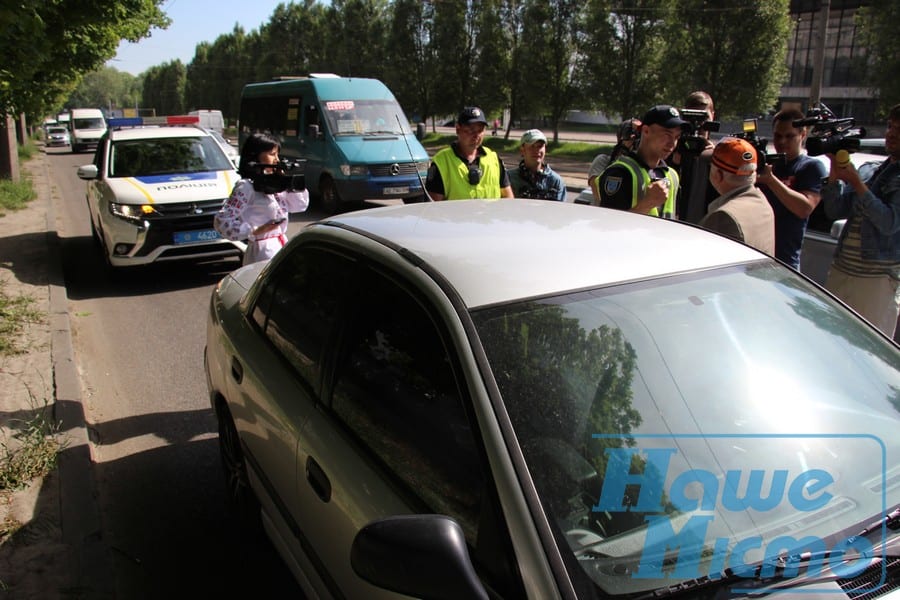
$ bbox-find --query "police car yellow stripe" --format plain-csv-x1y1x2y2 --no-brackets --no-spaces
124,177,155,203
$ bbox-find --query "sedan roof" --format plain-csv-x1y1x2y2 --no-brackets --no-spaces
317,200,764,308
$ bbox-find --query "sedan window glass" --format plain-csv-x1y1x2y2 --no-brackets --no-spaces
331,277,485,543
473,262,900,596
255,247,357,392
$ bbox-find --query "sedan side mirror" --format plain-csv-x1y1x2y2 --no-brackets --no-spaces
77,164,98,180
350,515,488,600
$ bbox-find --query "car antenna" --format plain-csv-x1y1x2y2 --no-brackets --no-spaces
396,114,434,203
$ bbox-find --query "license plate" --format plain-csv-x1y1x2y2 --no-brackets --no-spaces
173,229,221,244
383,186,409,195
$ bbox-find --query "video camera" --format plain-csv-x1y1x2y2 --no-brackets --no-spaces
246,158,306,194
794,103,866,157
678,108,720,155
732,118,786,174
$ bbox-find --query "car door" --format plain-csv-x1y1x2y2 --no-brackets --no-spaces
233,245,358,596
290,257,526,598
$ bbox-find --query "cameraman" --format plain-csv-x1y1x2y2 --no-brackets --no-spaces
214,132,309,265
757,108,827,269
670,90,718,222
822,103,900,338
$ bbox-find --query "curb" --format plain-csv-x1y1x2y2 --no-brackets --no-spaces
40,151,113,597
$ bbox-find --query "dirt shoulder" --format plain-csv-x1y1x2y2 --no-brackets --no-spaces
0,150,73,598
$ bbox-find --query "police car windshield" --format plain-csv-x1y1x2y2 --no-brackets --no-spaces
322,99,410,136
109,137,233,178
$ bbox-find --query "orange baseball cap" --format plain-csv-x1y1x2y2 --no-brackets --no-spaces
712,137,757,176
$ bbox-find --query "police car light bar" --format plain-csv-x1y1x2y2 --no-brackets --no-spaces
107,115,201,128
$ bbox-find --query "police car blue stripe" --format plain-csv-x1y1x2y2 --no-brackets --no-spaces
135,172,219,184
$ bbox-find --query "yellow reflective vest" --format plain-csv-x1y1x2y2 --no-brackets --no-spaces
432,145,504,200
608,155,679,219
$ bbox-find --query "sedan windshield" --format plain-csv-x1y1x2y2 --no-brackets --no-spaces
473,262,900,597
109,136,233,177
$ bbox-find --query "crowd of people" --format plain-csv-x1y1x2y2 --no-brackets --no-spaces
426,99,900,339
213,100,899,339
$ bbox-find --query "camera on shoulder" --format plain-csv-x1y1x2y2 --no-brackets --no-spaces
247,158,307,194
678,108,720,155
794,103,866,157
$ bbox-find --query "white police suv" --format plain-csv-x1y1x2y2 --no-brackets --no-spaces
77,115,244,268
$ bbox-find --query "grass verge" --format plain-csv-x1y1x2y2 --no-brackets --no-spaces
0,279,43,356
0,400,62,494
421,132,611,162
0,177,35,214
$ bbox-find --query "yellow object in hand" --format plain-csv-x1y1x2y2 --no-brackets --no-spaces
835,149,851,168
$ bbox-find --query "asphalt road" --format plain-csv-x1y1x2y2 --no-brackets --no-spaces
47,147,316,598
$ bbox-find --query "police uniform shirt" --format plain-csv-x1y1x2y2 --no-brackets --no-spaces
599,150,668,211
425,142,511,197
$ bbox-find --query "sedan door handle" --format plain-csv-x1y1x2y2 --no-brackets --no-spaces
306,457,332,503
230,357,243,384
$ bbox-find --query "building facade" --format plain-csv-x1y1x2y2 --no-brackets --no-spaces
781,0,879,130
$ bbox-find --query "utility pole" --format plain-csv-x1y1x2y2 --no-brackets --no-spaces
808,0,831,108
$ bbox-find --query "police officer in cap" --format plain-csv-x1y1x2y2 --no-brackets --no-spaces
426,106,513,201
598,105,686,218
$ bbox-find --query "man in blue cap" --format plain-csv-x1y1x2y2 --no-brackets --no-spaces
598,105,686,218
426,106,513,201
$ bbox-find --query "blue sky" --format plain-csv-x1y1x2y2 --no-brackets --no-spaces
106,0,290,75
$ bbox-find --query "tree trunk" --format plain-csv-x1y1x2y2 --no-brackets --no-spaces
0,116,20,182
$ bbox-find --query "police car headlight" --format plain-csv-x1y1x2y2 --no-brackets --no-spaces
339,164,368,177
110,202,158,221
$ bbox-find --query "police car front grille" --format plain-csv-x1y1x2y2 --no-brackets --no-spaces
369,161,429,177
144,199,226,220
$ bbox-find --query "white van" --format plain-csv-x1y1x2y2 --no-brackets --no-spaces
189,109,225,133
69,108,107,153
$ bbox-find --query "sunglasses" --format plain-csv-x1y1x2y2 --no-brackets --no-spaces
468,165,482,185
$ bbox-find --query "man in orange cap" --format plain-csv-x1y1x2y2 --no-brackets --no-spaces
699,137,775,254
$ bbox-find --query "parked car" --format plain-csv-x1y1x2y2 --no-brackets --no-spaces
203,127,240,167
45,126,70,147
76,115,244,269
204,199,900,599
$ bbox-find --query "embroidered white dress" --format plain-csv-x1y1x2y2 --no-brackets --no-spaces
214,179,309,265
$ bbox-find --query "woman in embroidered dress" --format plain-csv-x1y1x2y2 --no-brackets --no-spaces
214,132,309,265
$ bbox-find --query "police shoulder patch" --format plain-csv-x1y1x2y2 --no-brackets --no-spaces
604,176,622,195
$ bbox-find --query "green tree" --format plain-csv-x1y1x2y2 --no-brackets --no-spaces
384,0,436,126
323,0,389,78
184,26,258,121
68,67,140,112
662,0,790,119
516,0,583,142
431,0,476,116
578,0,674,121
471,0,512,124
142,60,186,115
856,0,900,112
253,1,329,82
0,0,169,121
